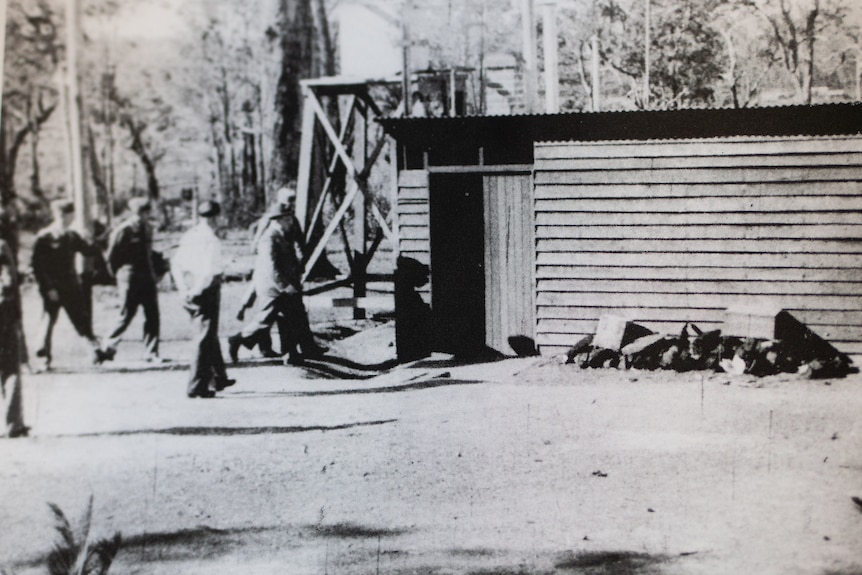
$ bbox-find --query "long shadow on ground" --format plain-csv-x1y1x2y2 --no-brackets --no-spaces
53,419,396,438
8,521,416,571
230,378,484,399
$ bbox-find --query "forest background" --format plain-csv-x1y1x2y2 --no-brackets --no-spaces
2,0,862,250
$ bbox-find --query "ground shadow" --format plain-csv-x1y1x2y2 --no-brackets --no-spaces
7,525,296,570
309,522,413,539
298,356,399,380
554,550,670,574
231,379,484,399
58,419,396,438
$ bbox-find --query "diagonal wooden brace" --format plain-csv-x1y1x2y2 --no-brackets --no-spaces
307,92,394,243
305,95,357,244
302,178,361,284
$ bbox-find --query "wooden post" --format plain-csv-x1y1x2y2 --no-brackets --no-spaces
353,99,368,319
295,84,316,232
541,1,558,113
389,135,399,255
0,1,7,116
521,0,537,113
644,0,651,109
449,69,457,116
591,34,600,112
65,0,89,234
856,49,861,102
402,18,411,117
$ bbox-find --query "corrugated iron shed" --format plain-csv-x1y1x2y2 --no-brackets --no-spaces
380,103,862,167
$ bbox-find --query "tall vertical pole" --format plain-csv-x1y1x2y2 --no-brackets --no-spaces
644,0,651,109
856,49,861,102
401,4,411,118
353,103,367,320
521,0,537,113
541,1,558,113
449,69,457,116
591,35,600,112
65,0,89,234
0,0,7,116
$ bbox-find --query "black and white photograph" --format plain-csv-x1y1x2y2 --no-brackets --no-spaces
1,0,862,572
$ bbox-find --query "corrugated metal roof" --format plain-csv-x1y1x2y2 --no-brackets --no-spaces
379,103,862,149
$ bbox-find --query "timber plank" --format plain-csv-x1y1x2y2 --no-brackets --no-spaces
535,306,862,327
536,154,862,171
398,170,429,187
535,265,862,282
534,167,862,186
534,181,862,200
397,226,431,240
533,195,862,213
399,187,431,200
534,137,862,159
535,224,862,241
397,203,431,215
536,251,862,268
535,291,862,310
536,278,862,296
536,238,862,254
535,211,862,226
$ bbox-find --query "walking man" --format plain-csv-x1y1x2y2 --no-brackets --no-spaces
229,185,326,366
104,197,163,362
31,199,109,370
1,221,28,438
173,200,234,398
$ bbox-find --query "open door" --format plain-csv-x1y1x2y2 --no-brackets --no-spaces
429,173,485,356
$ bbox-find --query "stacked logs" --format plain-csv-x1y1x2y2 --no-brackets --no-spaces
565,312,854,379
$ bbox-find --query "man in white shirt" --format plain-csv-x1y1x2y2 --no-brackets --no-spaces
173,200,234,398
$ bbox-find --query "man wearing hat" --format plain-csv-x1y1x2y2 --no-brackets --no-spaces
103,196,162,361
173,200,234,397
31,199,109,369
228,185,326,365
0,210,28,437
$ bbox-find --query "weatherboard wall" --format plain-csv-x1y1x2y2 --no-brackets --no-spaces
532,136,862,357
396,170,431,296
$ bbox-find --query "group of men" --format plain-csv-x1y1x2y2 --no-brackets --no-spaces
1,183,326,436
31,196,162,370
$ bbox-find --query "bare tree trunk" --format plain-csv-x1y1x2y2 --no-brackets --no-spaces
804,0,819,104
0,117,18,257
123,118,160,202
28,93,45,207
87,125,109,220
218,66,239,219
270,0,315,186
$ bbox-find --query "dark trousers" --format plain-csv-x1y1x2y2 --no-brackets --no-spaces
36,280,98,360
185,280,228,396
237,292,313,356
107,268,159,356
0,302,25,436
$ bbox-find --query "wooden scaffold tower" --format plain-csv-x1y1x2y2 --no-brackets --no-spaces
296,77,398,318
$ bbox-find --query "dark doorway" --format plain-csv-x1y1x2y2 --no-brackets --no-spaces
429,173,485,356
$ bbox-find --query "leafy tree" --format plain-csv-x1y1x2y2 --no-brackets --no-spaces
2,0,63,238
736,0,851,104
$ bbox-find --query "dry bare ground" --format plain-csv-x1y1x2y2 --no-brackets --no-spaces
1,271,861,574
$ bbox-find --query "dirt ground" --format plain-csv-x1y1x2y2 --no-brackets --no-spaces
2,264,862,574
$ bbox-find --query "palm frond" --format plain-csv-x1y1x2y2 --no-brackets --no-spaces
47,502,80,575
72,496,94,575
47,502,77,550
82,533,122,575
45,499,121,575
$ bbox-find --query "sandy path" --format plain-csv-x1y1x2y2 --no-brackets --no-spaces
2,358,861,575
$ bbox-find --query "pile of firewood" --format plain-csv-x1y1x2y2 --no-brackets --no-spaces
565,311,854,379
